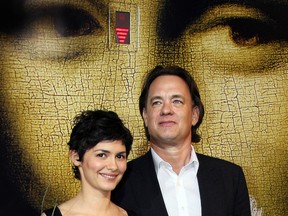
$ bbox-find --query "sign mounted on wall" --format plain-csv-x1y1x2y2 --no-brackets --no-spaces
115,11,130,44
108,2,138,52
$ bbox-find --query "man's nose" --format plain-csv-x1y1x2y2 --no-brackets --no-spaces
160,101,173,115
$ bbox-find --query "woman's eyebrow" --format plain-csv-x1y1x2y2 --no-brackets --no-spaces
94,149,110,153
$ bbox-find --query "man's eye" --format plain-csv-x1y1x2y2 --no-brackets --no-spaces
152,101,161,106
227,18,285,46
53,7,102,37
173,99,183,104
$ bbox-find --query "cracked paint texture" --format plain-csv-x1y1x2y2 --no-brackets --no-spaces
0,0,287,215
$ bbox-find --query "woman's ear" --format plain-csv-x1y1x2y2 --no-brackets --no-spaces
69,150,81,167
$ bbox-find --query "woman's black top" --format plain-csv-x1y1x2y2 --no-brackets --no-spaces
43,206,137,216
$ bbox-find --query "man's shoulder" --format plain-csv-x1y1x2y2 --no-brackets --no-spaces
127,151,152,168
196,153,242,170
196,153,247,183
117,151,156,185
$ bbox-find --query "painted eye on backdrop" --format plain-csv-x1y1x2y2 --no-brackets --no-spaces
182,4,288,71
188,4,288,47
22,6,103,38
11,4,107,60
53,7,102,37
222,17,285,46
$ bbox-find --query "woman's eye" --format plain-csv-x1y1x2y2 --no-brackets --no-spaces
116,154,126,160
96,153,106,158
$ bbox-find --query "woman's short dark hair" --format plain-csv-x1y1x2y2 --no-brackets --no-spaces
68,110,133,180
139,65,204,143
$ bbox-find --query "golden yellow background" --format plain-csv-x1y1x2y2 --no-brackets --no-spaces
0,0,287,215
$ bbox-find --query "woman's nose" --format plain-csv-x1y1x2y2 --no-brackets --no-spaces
106,157,118,171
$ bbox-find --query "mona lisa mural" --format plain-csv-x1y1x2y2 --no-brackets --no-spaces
0,0,287,215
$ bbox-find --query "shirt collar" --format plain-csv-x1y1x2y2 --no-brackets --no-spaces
151,145,199,175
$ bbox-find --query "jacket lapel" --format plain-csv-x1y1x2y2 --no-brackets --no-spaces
132,150,169,216
197,154,226,216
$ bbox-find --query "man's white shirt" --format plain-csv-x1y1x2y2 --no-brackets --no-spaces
151,146,201,216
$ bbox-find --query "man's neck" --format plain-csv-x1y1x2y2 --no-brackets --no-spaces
150,141,192,174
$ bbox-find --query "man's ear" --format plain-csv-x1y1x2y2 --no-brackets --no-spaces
192,106,200,126
142,107,148,127
69,150,81,167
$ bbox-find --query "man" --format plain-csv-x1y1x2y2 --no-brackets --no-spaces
156,1,288,214
112,65,251,216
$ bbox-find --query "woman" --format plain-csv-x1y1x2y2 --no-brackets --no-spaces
41,109,136,216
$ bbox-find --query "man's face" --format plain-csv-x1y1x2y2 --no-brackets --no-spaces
143,75,199,146
158,0,288,214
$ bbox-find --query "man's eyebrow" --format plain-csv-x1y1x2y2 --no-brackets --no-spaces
150,94,183,101
150,95,162,101
171,94,184,99
158,0,288,40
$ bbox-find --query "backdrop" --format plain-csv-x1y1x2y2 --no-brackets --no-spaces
0,0,287,215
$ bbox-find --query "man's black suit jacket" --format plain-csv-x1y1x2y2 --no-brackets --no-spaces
112,150,251,216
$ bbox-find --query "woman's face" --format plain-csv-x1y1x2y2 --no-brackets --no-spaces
162,1,287,214
0,0,159,210
75,140,127,193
